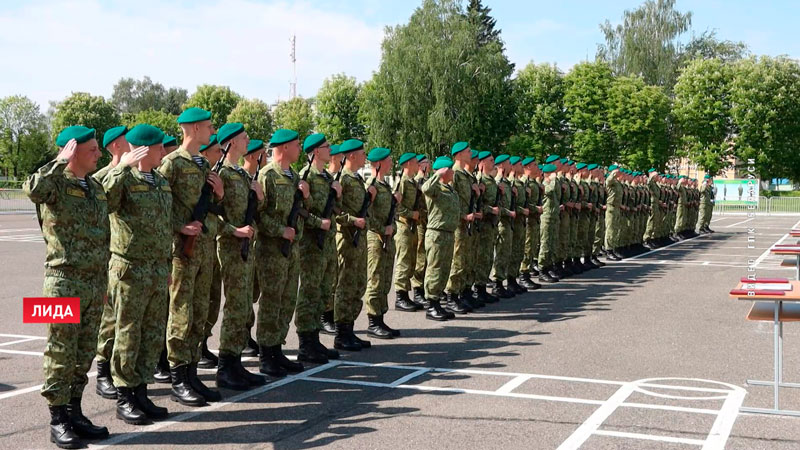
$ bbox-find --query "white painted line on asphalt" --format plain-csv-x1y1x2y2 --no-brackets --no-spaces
703,388,747,450
621,402,720,415
496,374,533,394
754,217,800,268
626,234,704,261
0,337,40,346
389,368,430,387
0,349,43,356
557,383,636,450
703,261,711,265
0,333,46,340
592,430,705,446
726,218,755,228
0,228,38,233
0,371,97,401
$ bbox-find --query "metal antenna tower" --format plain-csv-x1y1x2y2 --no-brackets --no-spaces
289,34,297,99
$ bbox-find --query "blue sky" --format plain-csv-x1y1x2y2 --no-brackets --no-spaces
0,0,796,110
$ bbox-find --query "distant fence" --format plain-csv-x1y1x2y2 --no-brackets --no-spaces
0,189,35,213
714,196,800,215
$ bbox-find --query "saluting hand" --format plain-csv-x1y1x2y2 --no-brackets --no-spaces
251,180,264,202
119,146,149,168
298,181,310,199
207,172,224,200
58,139,78,162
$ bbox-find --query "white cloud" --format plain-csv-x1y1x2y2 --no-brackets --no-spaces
0,0,385,108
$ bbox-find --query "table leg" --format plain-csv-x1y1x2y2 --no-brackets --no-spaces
775,301,781,410
795,256,799,280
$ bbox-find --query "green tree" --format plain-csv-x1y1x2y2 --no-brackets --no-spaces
513,62,569,159
597,0,692,89
111,76,188,115
184,85,242,129
607,76,672,170
563,61,617,165
273,97,315,142
315,74,365,144
360,0,515,157
121,109,181,139
227,98,274,141
730,56,800,180
0,96,52,178
673,58,734,174
681,30,748,65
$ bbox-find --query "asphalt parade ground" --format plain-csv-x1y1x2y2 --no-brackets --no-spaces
3,213,800,449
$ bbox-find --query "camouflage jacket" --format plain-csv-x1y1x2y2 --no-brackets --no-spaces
606,177,622,208
336,168,368,232
396,173,418,224
422,173,459,232
367,175,392,233
300,164,337,234
257,161,309,241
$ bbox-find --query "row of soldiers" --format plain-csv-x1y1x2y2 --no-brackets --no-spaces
25,106,714,449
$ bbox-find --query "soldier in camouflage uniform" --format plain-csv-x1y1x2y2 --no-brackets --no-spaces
490,154,516,298
444,142,478,313
699,175,715,233
593,166,608,263
412,155,430,305
160,107,222,406
211,124,266,390
537,162,561,282
474,151,501,303
585,164,604,267
519,157,543,288
604,165,623,260
364,148,401,338
25,126,111,447
254,129,308,377
333,139,374,352
574,163,594,270
241,140,266,357
674,176,688,239
507,157,528,293
199,136,223,370
423,156,460,321
320,144,345,335
466,150,486,305
643,169,662,248
92,125,128,401
393,152,424,312
103,124,172,424
296,134,341,363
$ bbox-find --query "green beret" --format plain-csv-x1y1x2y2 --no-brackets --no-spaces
576,162,587,170
679,175,686,179
416,154,427,162
495,154,509,164
269,128,299,147
559,157,569,164
398,152,416,165
102,126,128,149
509,156,521,165
125,124,165,146
522,157,535,166
478,151,492,161
648,168,657,173
367,147,391,162
56,125,95,147
451,141,469,155
432,156,454,170
246,139,264,155
303,133,326,153
330,144,341,155
177,107,211,124
162,134,177,147
471,150,478,159
545,155,560,164
704,174,711,179
537,164,543,170
339,139,364,154
608,164,619,171
218,122,245,144
199,134,217,153
587,163,598,170
541,164,557,173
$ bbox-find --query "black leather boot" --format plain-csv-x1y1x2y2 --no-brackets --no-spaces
508,277,526,294
477,285,498,304
216,352,250,391
379,315,401,337
153,347,171,384
445,292,470,314
320,310,336,335
95,360,118,399
66,397,109,439
412,287,427,309
570,258,584,274
273,345,304,373
298,332,329,363
133,384,168,420
188,363,221,402
591,256,605,267
367,315,393,339
349,322,372,349
313,330,340,360
539,266,559,283
49,405,81,449
334,322,361,351
235,354,266,386
259,345,287,378
493,280,513,299
425,299,450,321
532,260,541,276
466,287,485,309
242,332,259,357
519,273,542,290
170,365,206,406
198,337,218,369
115,387,150,425
396,290,422,312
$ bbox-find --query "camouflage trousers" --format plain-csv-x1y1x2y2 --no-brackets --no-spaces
446,224,472,294
674,206,686,233
644,207,661,241
594,211,606,254
41,270,105,406
297,232,337,332
558,211,571,262
509,217,526,278
538,214,559,268
256,236,299,347
394,221,417,292
366,231,395,316
217,237,254,356
491,220,513,281
424,229,455,299
109,256,169,388
468,221,482,286
586,214,598,258
475,222,498,286
520,216,540,273
576,212,590,259
699,204,713,228
604,207,621,250
412,224,427,291
203,245,222,338
95,262,115,364
334,227,367,323
569,212,581,258
167,236,214,367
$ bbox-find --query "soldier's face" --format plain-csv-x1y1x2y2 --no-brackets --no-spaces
286,139,301,162
204,145,222,165
193,120,214,146
144,143,165,167
315,142,332,163
405,159,418,173
74,138,101,173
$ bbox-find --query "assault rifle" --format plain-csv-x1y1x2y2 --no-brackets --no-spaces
280,154,314,258
239,153,263,261
316,156,346,250
352,164,380,247
183,142,230,258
